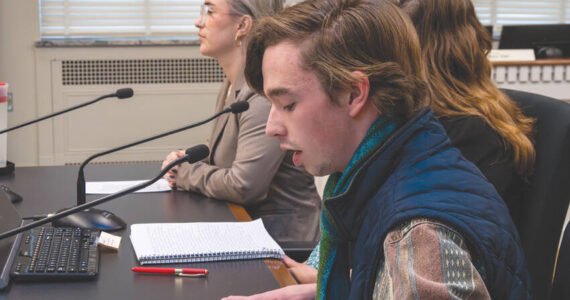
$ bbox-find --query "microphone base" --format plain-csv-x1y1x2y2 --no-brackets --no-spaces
52,208,126,231
0,161,15,176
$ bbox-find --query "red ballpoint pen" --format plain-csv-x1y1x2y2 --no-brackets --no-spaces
132,267,209,277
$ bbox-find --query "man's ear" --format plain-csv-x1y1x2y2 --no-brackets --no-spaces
236,15,253,40
348,71,370,118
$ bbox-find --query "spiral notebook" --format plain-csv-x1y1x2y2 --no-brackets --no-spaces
130,219,284,265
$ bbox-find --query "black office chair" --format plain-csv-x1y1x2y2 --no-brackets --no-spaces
551,224,570,300
503,89,570,300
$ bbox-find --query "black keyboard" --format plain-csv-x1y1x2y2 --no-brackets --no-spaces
10,225,99,281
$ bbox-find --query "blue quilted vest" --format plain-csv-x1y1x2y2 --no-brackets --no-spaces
324,109,531,299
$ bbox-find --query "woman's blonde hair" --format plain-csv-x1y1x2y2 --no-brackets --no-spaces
228,0,284,19
398,0,535,176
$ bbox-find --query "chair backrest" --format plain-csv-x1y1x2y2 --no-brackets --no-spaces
551,223,570,300
503,89,570,300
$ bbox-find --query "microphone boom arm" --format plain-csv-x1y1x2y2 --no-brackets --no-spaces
76,107,232,205
0,154,192,241
0,88,133,135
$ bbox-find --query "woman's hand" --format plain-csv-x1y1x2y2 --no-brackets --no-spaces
162,150,185,187
283,256,318,284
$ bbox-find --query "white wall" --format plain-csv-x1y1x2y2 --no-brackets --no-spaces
0,0,40,166
32,47,218,165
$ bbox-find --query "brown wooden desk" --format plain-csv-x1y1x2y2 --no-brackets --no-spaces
492,58,570,66
0,163,295,299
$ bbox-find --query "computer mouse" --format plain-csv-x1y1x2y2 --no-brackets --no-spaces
0,185,22,203
536,46,563,59
52,208,126,231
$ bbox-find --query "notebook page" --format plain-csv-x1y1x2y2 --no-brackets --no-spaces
130,219,283,262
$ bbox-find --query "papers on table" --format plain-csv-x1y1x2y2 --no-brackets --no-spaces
86,179,171,194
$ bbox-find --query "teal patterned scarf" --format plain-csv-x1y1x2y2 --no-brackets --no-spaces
316,116,399,299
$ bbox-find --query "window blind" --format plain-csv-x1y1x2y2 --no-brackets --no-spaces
474,0,570,25
40,0,570,39
40,0,202,38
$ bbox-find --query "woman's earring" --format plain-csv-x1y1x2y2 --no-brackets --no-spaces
235,35,243,47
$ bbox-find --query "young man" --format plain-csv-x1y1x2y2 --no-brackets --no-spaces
224,0,531,299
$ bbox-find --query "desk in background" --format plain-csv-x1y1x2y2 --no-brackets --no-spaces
0,163,295,299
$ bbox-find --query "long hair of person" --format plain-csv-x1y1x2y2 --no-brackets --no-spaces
399,0,535,177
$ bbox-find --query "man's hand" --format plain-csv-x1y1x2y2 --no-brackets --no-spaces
162,150,185,188
283,256,318,284
221,283,317,300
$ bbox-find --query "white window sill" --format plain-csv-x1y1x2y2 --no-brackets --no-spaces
35,37,200,48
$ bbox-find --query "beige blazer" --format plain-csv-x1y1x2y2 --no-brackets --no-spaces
176,75,321,242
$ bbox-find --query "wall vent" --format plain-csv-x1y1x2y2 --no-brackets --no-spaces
61,58,225,85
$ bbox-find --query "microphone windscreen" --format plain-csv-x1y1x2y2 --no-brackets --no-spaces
115,88,134,99
230,101,249,114
185,144,210,164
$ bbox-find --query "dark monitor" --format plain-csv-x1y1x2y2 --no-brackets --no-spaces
499,24,570,58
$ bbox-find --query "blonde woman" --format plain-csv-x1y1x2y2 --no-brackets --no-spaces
162,0,321,242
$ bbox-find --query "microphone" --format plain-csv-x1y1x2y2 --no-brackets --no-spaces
0,145,209,241
115,88,135,99
76,101,249,205
0,88,134,135
228,101,249,114
69,101,250,231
